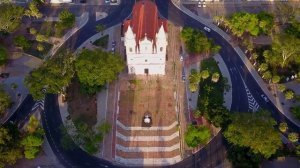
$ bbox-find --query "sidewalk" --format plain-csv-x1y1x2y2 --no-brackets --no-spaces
45,12,89,59
214,54,232,110
171,0,300,127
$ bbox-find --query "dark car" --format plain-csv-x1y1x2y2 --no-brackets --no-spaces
0,73,9,78
80,0,86,3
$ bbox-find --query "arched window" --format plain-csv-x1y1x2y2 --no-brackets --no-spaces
160,47,163,52
129,47,132,52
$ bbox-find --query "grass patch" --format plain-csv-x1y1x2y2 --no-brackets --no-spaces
93,35,109,48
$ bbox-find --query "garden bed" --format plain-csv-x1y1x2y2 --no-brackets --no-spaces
92,35,109,49
24,41,53,59
30,21,68,38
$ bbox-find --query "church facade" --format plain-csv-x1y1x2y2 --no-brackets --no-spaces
123,0,168,75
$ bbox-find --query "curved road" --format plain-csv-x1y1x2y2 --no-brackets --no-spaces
13,0,300,168
154,0,300,133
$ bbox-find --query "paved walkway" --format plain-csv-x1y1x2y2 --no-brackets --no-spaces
171,0,300,127
214,54,232,110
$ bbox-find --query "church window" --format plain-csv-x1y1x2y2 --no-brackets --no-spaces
129,48,132,52
160,47,163,52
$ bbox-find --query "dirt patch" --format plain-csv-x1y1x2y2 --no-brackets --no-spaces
118,76,177,127
66,79,97,127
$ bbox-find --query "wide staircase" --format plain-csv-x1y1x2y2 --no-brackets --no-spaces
115,120,182,166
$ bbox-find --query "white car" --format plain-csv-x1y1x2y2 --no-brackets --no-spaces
202,2,206,7
261,94,269,102
180,55,184,61
204,26,211,32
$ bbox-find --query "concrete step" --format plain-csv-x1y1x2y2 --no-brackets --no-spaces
117,120,178,131
116,143,180,152
115,155,182,166
116,131,179,141
117,125,178,136
116,149,181,159
116,136,180,147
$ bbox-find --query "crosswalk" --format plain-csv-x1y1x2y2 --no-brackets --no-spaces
245,87,260,112
238,71,260,112
31,99,45,111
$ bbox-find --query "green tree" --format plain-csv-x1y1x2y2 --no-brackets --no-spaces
14,36,31,50
0,87,12,116
0,125,23,167
279,122,288,133
21,132,44,159
184,125,211,148
36,34,47,42
211,72,220,83
275,2,295,25
75,49,124,95
228,12,260,37
26,116,39,133
36,43,44,52
263,34,300,68
201,70,210,80
227,145,263,168
223,110,282,158
181,27,219,55
271,75,280,84
29,27,37,35
0,3,24,33
0,45,7,66
285,90,294,100
58,9,75,29
257,11,274,35
188,69,201,92
258,63,268,72
278,84,286,92
24,2,42,19
288,132,299,143
25,51,75,100
262,71,272,81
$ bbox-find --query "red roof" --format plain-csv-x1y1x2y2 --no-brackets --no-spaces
123,0,167,46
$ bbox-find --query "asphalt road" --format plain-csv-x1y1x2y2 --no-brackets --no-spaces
155,0,300,133
11,0,300,168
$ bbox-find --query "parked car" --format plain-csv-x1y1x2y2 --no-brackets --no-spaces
204,26,211,32
112,41,116,47
105,0,110,3
0,73,9,78
180,55,184,62
79,0,86,3
261,94,269,102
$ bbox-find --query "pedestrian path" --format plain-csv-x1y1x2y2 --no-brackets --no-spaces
214,54,232,110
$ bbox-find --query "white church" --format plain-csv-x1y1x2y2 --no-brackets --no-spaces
123,0,168,75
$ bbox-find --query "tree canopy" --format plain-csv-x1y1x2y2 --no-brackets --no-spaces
24,2,42,19
0,45,7,66
223,110,282,158
181,27,220,55
0,125,23,168
263,34,300,68
0,3,24,33
75,49,124,94
58,9,75,29
25,51,75,100
0,87,12,116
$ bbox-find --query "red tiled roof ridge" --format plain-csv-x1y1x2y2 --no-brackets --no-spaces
123,0,167,48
